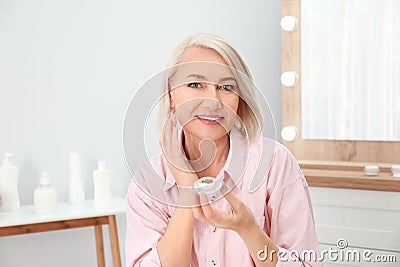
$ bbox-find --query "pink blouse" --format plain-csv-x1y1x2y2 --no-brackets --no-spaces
125,129,322,267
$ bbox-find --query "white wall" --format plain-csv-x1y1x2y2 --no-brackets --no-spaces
0,0,282,266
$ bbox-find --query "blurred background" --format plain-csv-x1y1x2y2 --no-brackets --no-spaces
0,0,281,266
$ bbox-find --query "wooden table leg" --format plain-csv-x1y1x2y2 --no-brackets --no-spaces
108,215,122,267
94,225,106,267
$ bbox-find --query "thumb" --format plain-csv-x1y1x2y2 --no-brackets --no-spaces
221,185,243,212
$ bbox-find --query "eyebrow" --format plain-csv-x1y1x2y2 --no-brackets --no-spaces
185,74,207,81
185,74,237,83
218,76,237,83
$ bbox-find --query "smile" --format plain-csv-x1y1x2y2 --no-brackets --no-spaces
195,115,224,122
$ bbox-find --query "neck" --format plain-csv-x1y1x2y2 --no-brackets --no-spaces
183,132,230,177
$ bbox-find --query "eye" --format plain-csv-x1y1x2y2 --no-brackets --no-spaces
187,82,203,89
219,84,235,91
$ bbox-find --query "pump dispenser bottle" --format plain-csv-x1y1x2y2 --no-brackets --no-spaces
93,161,112,209
68,153,85,204
34,172,58,214
0,153,20,211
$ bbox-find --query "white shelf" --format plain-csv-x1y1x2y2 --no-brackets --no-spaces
0,197,126,227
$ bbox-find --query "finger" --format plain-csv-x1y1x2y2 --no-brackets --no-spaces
171,124,178,149
199,193,214,215
199,192,212,206
201,202,217,220
161,118,172,148
192,206,205,221
172,124,187,170
195,194,235,228
201,205,233,228
193,201,213,225
162,118,175,163
221,187,243,212
199,193,230,225
171,112,177,127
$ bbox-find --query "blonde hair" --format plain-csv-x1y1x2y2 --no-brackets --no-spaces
159,33,263,140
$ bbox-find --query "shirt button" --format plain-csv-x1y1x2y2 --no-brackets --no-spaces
211,260,217,266
211,195,216,201
212,227,217,233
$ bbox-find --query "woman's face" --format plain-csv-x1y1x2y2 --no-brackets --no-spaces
169,47,240,141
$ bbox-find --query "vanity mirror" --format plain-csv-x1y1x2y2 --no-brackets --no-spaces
281,0,400,191
302,0,400,141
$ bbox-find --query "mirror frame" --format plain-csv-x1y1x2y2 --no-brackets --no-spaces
281,0,400,164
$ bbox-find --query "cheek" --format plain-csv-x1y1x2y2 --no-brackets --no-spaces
169,88,181,106
170,87,199,107
219,97,240,130
223,95,240,114
170,89,188,115
171,90,203,126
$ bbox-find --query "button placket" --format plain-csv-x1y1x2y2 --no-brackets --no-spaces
206,225,220,267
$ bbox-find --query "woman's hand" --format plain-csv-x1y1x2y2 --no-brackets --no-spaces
194,188,279,267
160,114,198,187
192,187,258,235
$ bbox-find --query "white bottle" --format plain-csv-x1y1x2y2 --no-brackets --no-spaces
68,153,85,204
34,172,58,214
93,161,112,209
0,153,20,211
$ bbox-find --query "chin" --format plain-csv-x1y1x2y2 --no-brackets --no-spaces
183,121,231,141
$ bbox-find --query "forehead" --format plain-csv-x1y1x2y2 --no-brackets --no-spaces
180,47,228,65
169,47,241,88
171,62,236,85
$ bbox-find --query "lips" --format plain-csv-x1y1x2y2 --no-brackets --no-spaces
195,115,224,122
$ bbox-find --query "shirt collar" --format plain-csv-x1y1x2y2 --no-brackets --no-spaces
162,127,249,191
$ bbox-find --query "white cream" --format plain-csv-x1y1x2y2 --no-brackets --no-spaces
193,177,223,195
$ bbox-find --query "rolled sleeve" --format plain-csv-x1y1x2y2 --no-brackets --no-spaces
125,179,169,267
267,147,322,267
275,245,303,266
137,247,161,267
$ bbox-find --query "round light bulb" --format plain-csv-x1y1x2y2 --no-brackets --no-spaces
281,126,298,142
281,71,299,87
280,16,298,32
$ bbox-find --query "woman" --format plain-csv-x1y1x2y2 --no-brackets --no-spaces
126,33,321,267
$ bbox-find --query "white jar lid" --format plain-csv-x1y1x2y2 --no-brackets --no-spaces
193,177,223,195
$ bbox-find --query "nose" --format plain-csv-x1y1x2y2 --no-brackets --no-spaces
204,83,223,99
203,84,223,109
